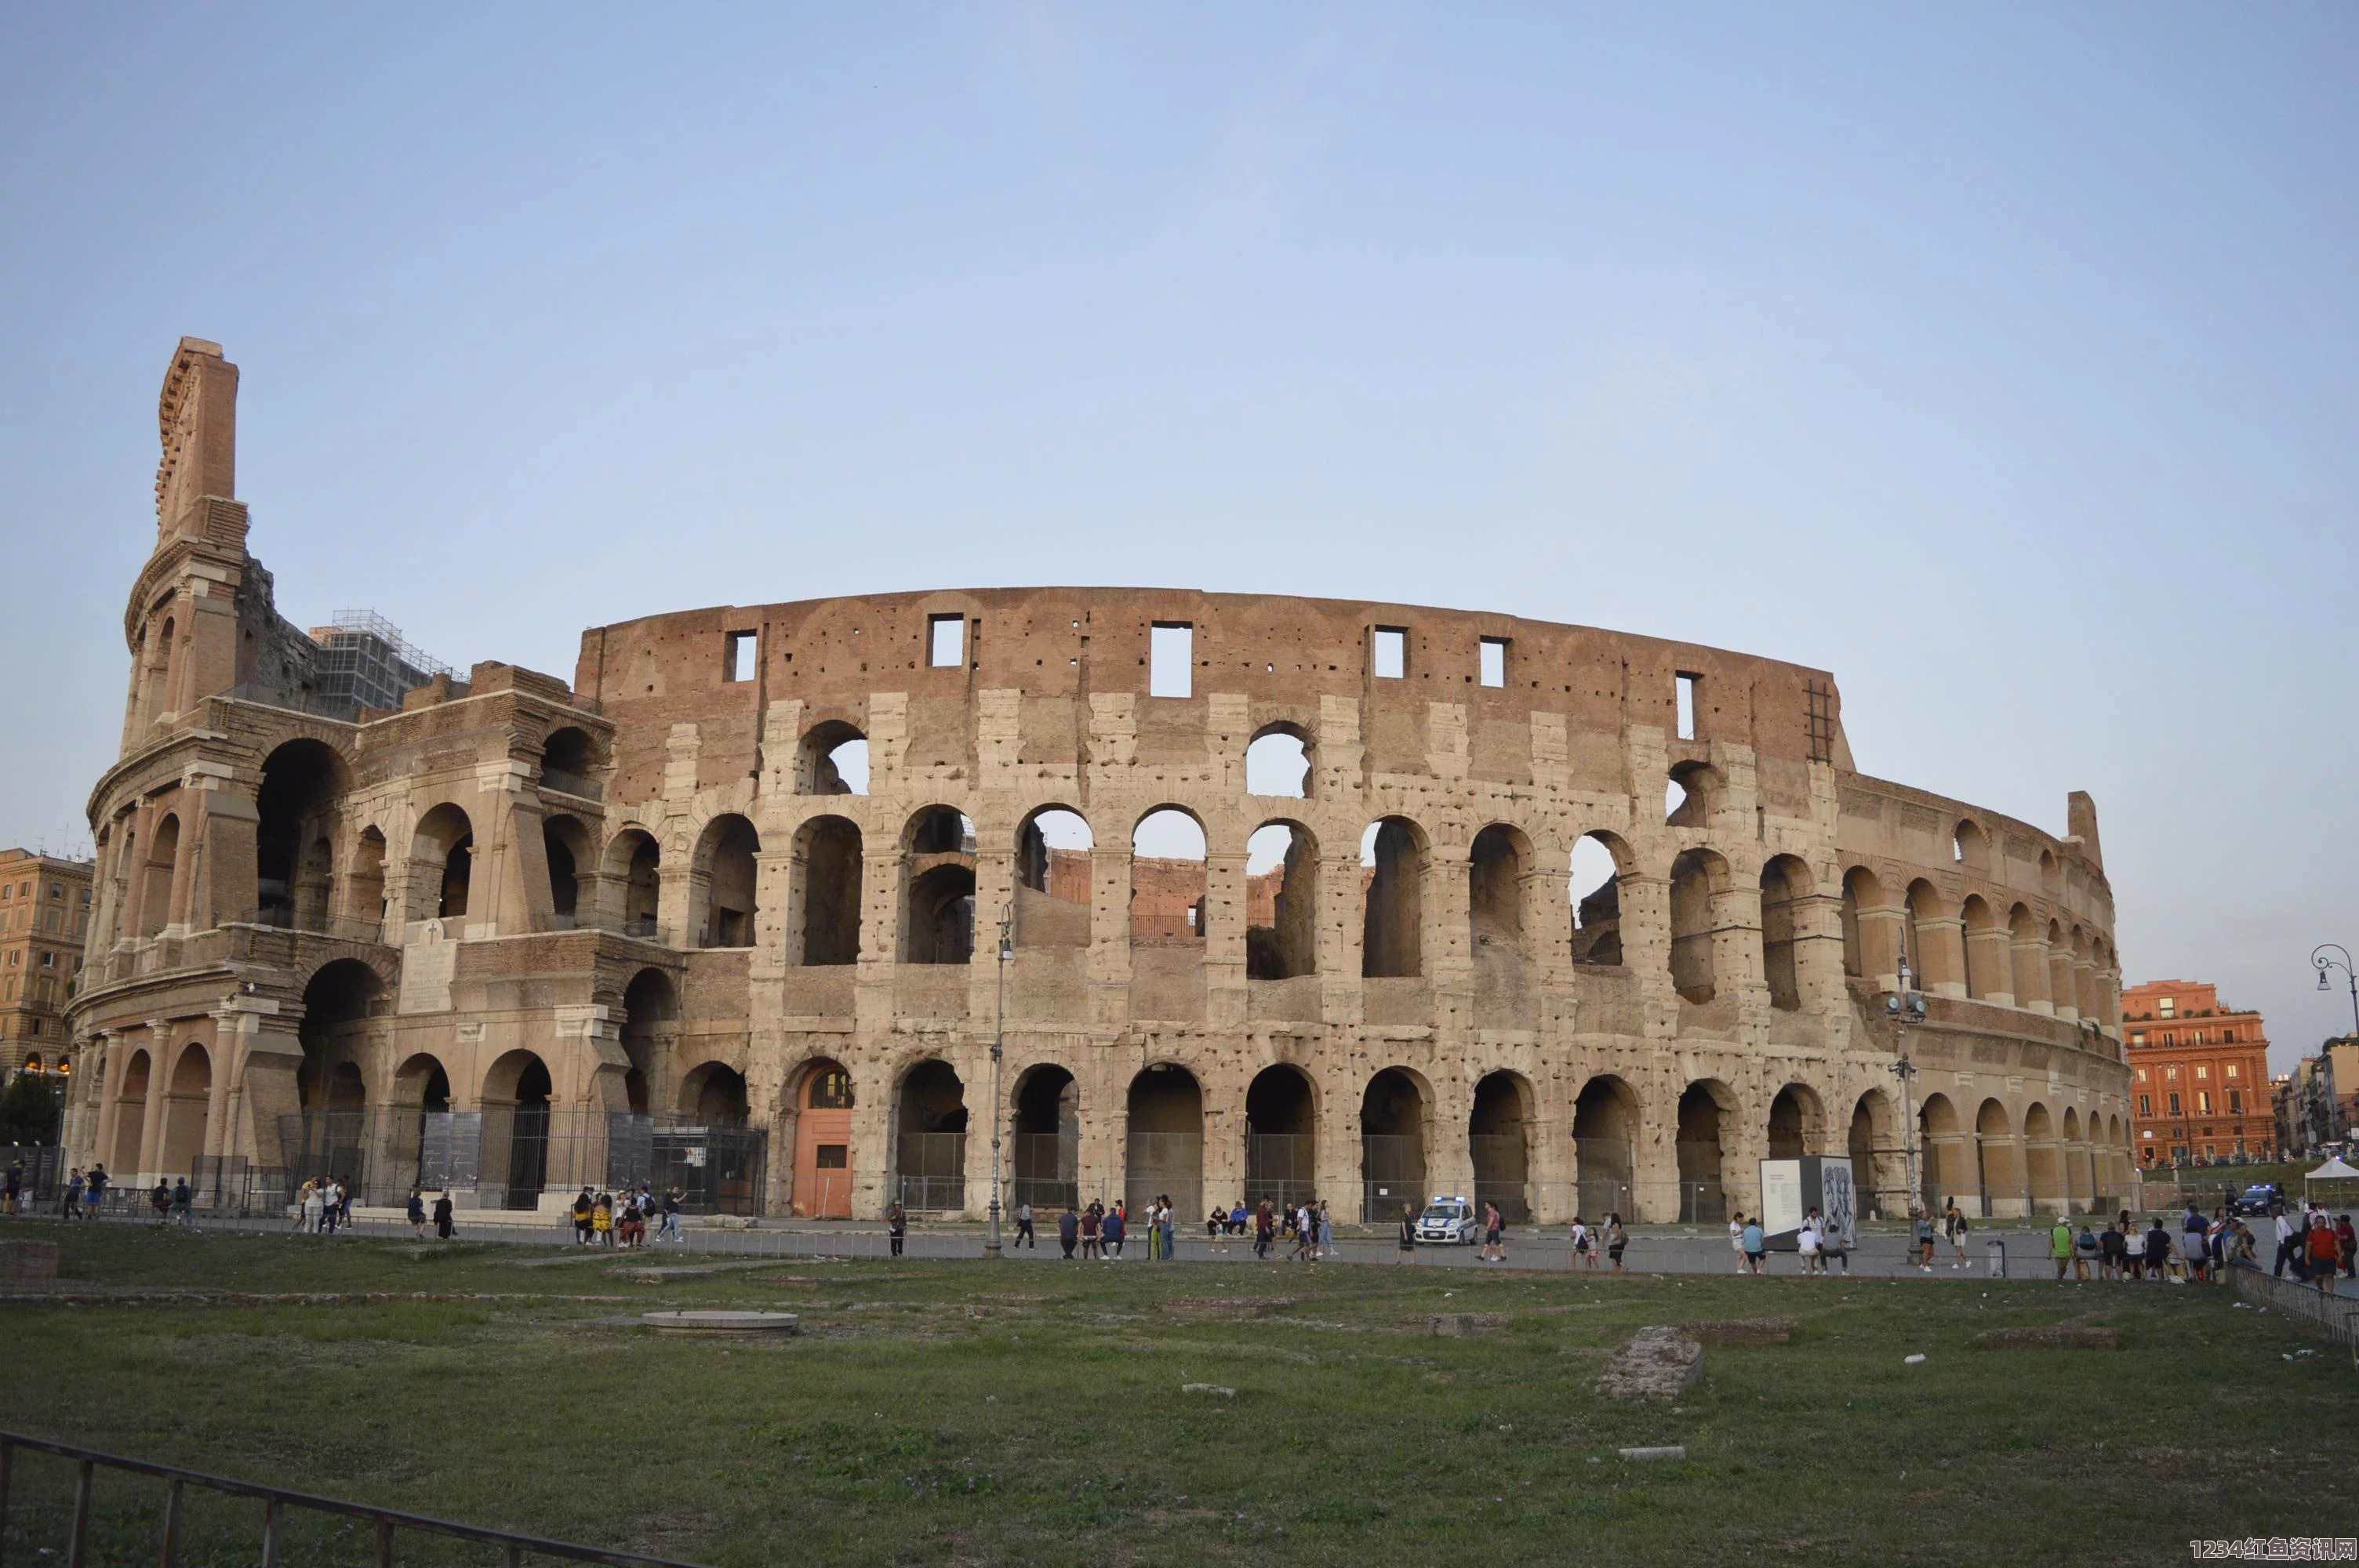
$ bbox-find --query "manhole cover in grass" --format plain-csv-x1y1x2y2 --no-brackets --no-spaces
641,1310,801,1335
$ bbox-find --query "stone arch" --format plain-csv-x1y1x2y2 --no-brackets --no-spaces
410,803,474,924
791,1057,856,1218
894,1058,969,1210
536,726,601,797
798,719,868,796
1667,848,1732,1004
1361,816,1428,978
1012,805,1092,949
477,1050,553,1210
1569,830,1634,966
1245,722,1313,799
1973,1097,2017,1218
346,826,388,932
1841,865,1888,982
619,967,678,1114
678,1059,751,1125
1759,854,1812,1011
793,815,863,965
1676,1079,1736,1222
256,739,348,931
1572,1074,1641,1219
1904,878,1954,993
903,807,976,964
602,826,662,935
1469,823,1530,949
296,959,381,1115
1011,1062,1080,1211
1666,759,1721,827
1359,1065,1430,1222
1131,806,1208,945
1848,1088,1904,1220
543,813,593,925
1767,1082,1825,1160
159,1041,212,1176
1918,1091,1965,1215
2008,902,2048,1010
2023,1101,2062,1213
136,813,180,938
1959,895,2000,1000
1245,820,1318,980
110,1048,151,1172
1125,1062,1205,1218
1953,818,1990,869
1245,1063,1316,1211
694,813,760,948
1470,1069,1534,1222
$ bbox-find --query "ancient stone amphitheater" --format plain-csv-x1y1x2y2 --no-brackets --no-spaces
64,340,2133,1227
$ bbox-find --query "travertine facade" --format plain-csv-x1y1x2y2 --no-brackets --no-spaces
64,340,2135,1223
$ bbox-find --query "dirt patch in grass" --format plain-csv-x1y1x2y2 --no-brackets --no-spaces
1681,1316,1803,1345
1970,1323,2120,1350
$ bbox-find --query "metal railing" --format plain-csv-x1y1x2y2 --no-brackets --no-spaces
0,1428,707,1568
2227,1263,2359,1366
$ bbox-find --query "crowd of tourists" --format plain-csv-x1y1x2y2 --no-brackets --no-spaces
1724,1208,1849,1274
564,1184,685,1247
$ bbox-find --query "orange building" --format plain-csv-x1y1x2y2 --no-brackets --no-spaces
0,849,96,1079
2121,979,2273,1167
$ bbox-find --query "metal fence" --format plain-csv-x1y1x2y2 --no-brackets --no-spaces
894,1131,966,1211
0,1427,707,1568
2229,1263,2359,1366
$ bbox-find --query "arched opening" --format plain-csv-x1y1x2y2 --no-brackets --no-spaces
696,815,760,948
1360,817,1427,978
482,1051,553,1210
2023,1102,2061,1214
1359,1067,1427,1221
1849,1090,1899,1220
668,1064,765,1212
1125,1065,1204,1219
679,1061,751,1125
1131,808,1207,944
1953,819,1989,869
292,960,380,1194
136,815,180,938
1011,1064,1079,1212
1245,724,1312,798
1569,833,1627,966
1960,895,1997,1000
903,808,976,964
1759,855,1810,1011
1012,807,1092,948
794,815,863,964
2061,1105,2085,1210
1840,866,1882,981
2008,902,2047,1010
543,815,591,925
792,1060,856,1218
798,720,869,796
1470,1071,1532,1222
1918,1092,1962,1216
391,1052,454,1195
1667,848,1728,1004
1973,1098,2015,1218
256,740,345,931
1667,760,1718,827
411,804,474,924
160,1044,211,1178
110,1050,151,1172
1245,1064,1315,1213
1574,1075,1639,1219
1469,825,1526,949
895,1058,969,1210
537,727,599,798
1767,1083,1822,1160
620,967,678,1115
1245,822,1318,980
1676,1081,1731,1222
602,829,662,937
1903,880,1948,992
2047,919,2074,1018
348,827,388,934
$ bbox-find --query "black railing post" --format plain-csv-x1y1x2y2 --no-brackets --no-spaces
0,1437,15,1568
67,1460,93,1568
376,1516,394,1568
161,1479,184,1568
261,1498,282,1568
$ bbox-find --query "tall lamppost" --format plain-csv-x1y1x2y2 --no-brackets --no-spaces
2313,944,2359,1039
984,907,1012,1260
1885,950,1928,1218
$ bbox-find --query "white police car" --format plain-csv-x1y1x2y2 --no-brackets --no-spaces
1414,1196,1481,1245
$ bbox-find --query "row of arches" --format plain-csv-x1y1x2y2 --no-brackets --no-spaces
1839,866,2120,1022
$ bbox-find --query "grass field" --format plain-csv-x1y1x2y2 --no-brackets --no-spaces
2,1219,2354,1567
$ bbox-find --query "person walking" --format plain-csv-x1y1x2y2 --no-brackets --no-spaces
1058,1203,1080,1260
1945,1200,1971,1269
1016,1201,1036,1250
2051,1216,2075,1282
85,1163,108,1219
407,1189,427,1239
322,1178,343,1236
659,1187,683,1243
1481,1201,1504,1264
1914,1210,1937,1272
1741,1215,1767,1275
170,1176,196,1229
1316,1200,1335,1261
432,1191,455,1240
2309,1214,2339,1292
2,1159,21,1216
2337,1214,2357,1281
1396,1203,1417,1265
2274,1209,2302,1278
1160,1198,1178,1262
1728,1211,1747,1273
888,1202,907,1258
1605,1214,1627,1272
1252,1201,1273,1261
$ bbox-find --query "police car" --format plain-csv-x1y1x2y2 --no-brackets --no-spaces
1413,1196,1481,1245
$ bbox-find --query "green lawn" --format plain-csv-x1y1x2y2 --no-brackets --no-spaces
2,1219,2354,1567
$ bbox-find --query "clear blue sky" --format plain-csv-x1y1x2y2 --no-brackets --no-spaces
3,9,2353,1070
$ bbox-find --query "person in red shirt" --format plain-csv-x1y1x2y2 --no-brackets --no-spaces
2307,1215,2339,1293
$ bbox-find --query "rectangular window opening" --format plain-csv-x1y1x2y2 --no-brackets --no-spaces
724,630,758,683
1372,626,1407,680
1675,672,1700,740
1150,622,1194,698
928,615,966,669
1479,637,1507,688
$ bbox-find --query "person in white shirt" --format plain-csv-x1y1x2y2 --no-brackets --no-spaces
1797,1216,1823,1276
1728,1214,1747,1272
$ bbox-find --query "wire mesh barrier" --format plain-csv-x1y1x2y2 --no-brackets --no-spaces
0,1428,707,1568
893,1132,966,1211
1358,1134,1425,1223
1245,1133,1315,1218
1008,1131,1079,1214
2229,1263,2359,1365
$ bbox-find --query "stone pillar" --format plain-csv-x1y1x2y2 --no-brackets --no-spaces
1856,904,1904,993
1318,850,1364,1026
1203,848,1247,1028
1088,844,1133,1028
2012,937,2052,1014
1921,916,1968,999
1965,924,2014,1006
2048,948,2078,1023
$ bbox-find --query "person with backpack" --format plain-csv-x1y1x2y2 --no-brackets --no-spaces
887,1202,907,1259
1058,1203,1081,1260
407,1189,427,1239
2098,1218,2126,1281
1103,1202,1126,1260
171,1177,196,1229
1015,1200,1036,1250
150,1180,172,1226
2074,1221,2100,1281
659,1188,683,1243
2143,1217,2172,1281
2050,1217,2075,1281
1605,1214,1627,1272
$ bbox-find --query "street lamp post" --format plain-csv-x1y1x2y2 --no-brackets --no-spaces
2312,943,2359,1039
985,908,1012,1260
1886,951,1928,1218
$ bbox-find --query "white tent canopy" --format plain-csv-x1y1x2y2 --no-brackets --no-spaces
2306,1156,2359,1182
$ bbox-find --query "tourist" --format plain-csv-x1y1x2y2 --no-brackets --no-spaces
572,1188,595,1245
1569,1214,1590,1270
2338,1214,2357,1280
2142,1217,2172,1282
1103,1201,1127,1260
1059,1203,1080,1260
2183,1204,2209,1278
1015,1200,1036,1250
1797,1213,1822,1276
1160,1197,1178,1262
1317,1199,1335,1260
1741,1215,1766,1274
63,1167,84,1221
2,1159,20,1215
399,1189,424,1239
1252,1201,1272,1261
300,1179,325,1234
2308,1214,2339,1292
1945,1200,1971,1269
2274,1209,2302,1277
85,1163,109,1219
592,1194,613,1247
660,1188,682,1243
432,1191,455,1240
887,1202,907,1258
150,1179,171,1226
620,1201,645,1248
1914,1210,1936,1272
1728,1211,1747,1272
1821,1220,1851,1276
1396,1203,1417,1265
1079,1203,1100,1260
2074,1221,2100,1281
1206,1205,1227,1248
1228,1200,1249,1237
1605,1213,1627,1272
338,1179,354,1229
2098,1218,2125,1281
320,1178,342,1236
2050,1216,2074,1282
1145,1200,1165,1261
171,1176,195,1229
1292,1203,1318,1264
1480,1201,1504,1264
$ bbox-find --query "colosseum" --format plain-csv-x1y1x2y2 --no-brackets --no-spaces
63,339,2135,1228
